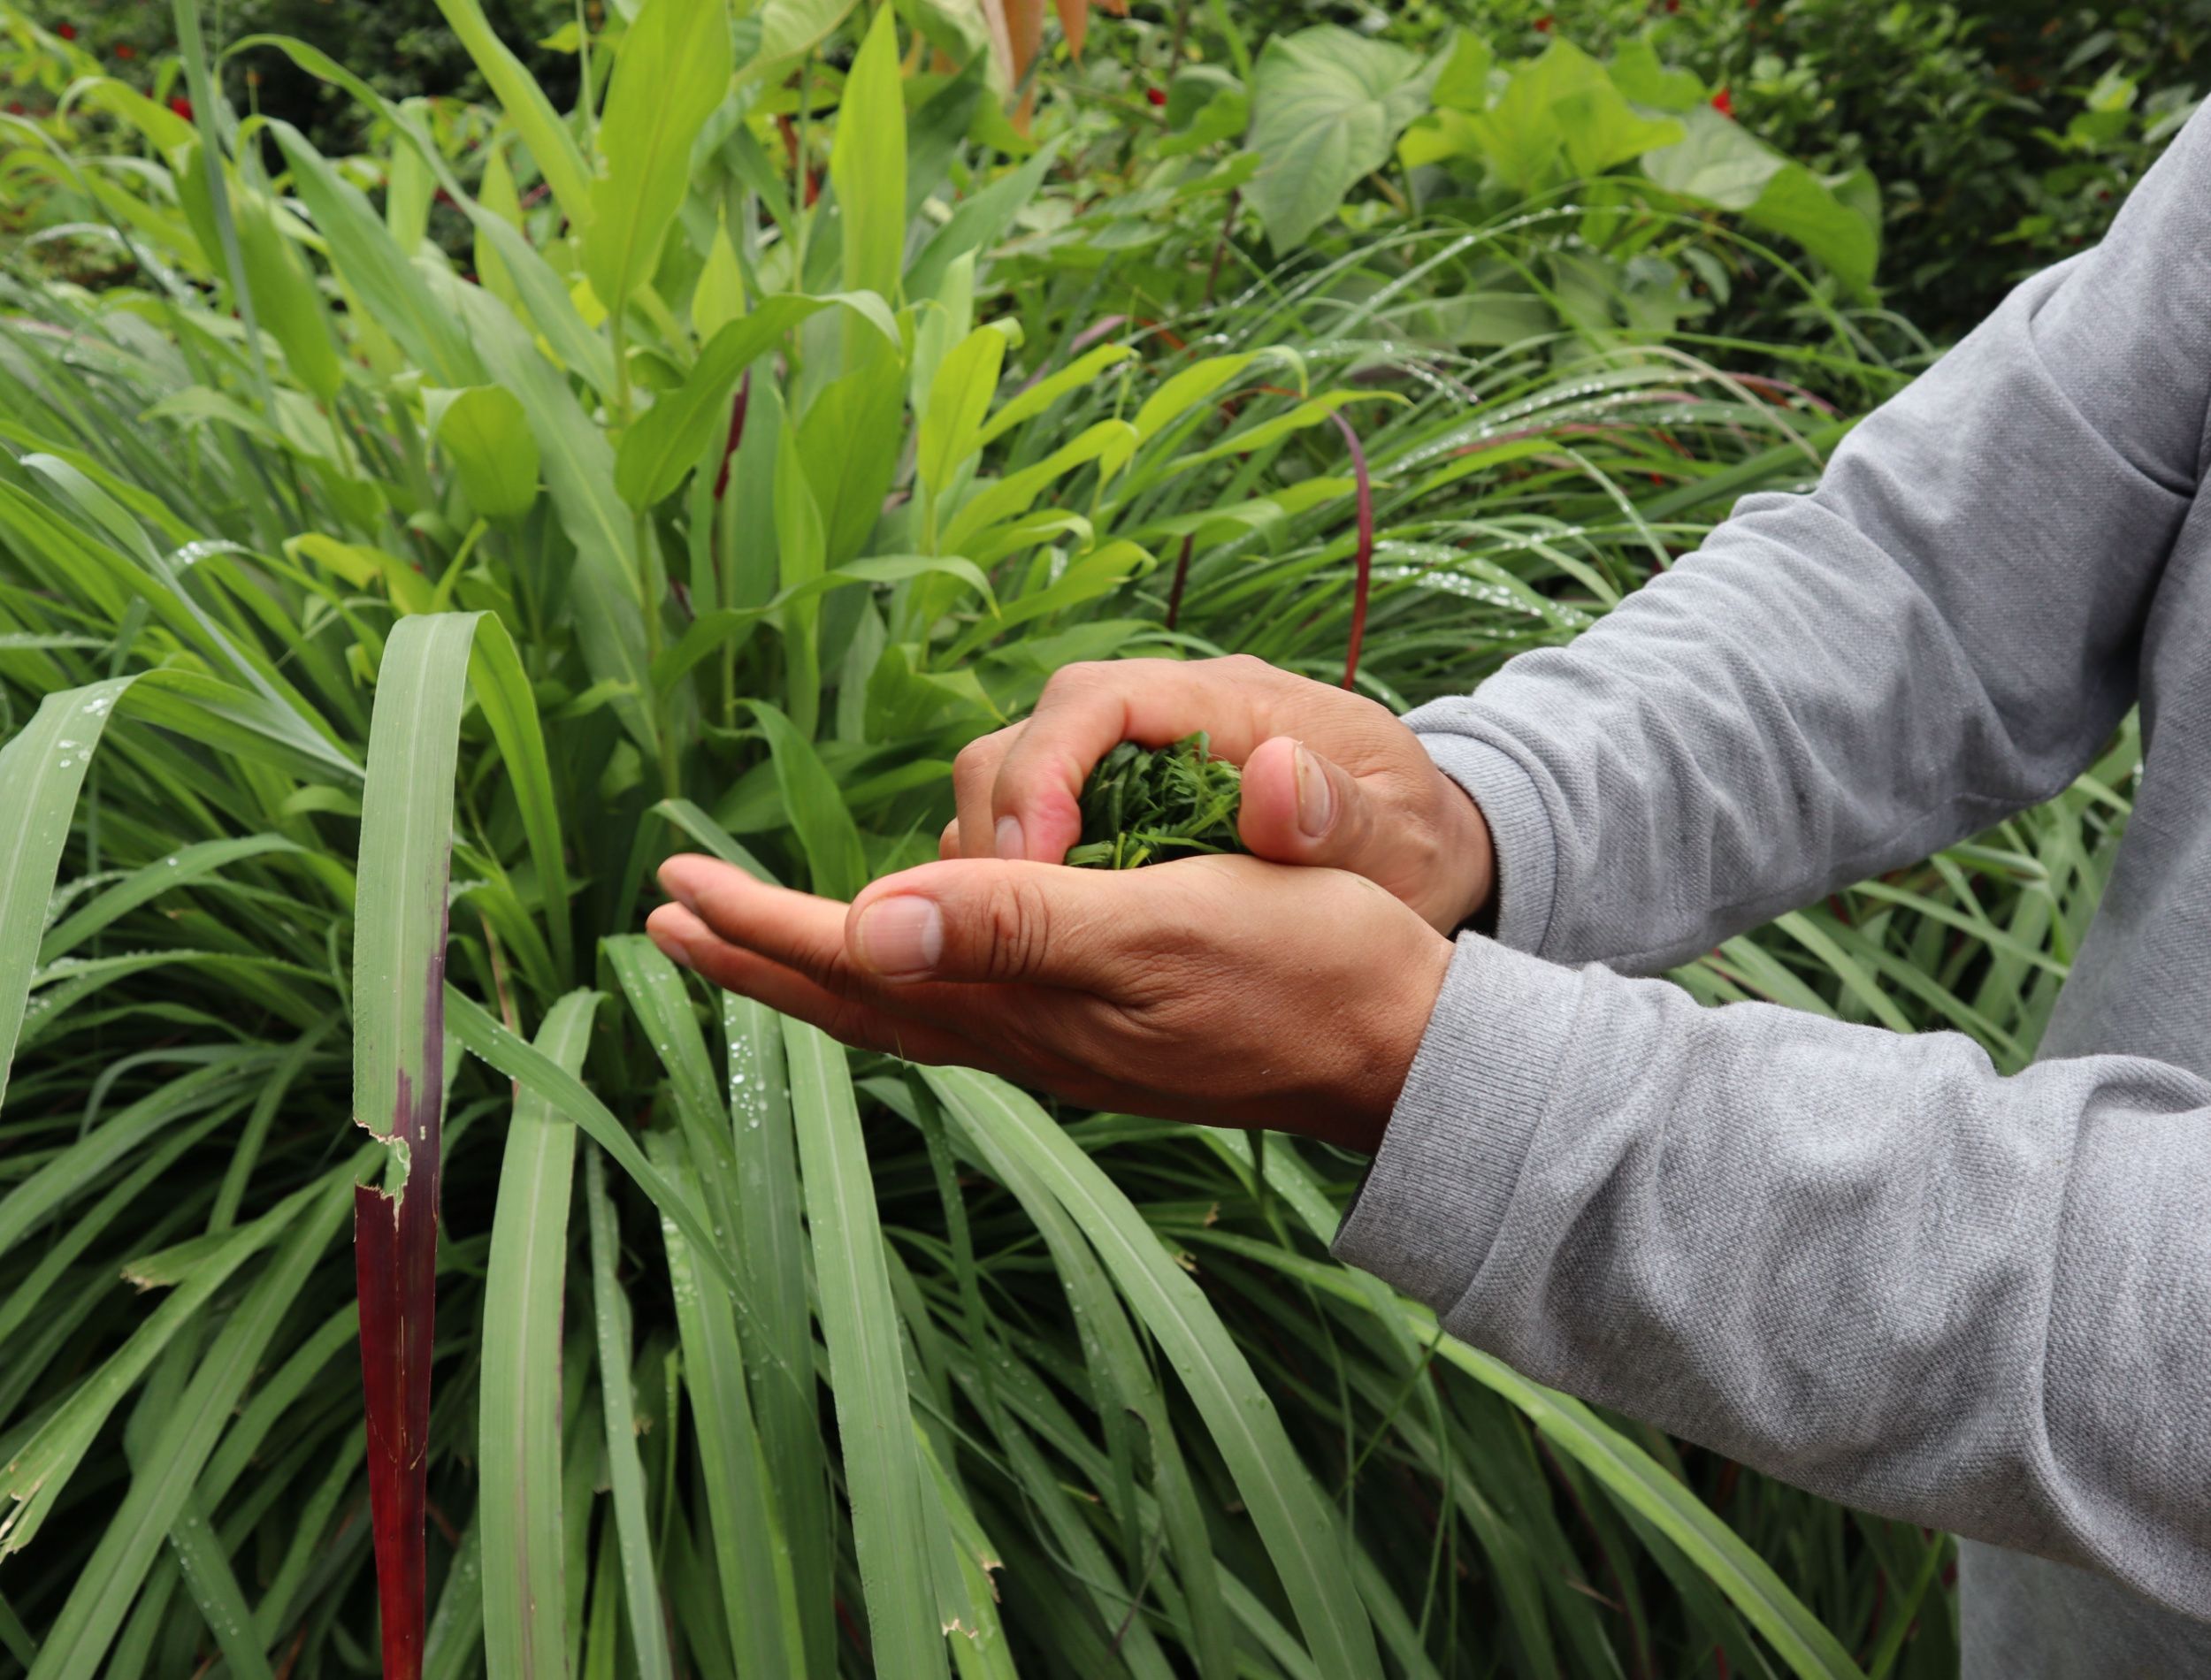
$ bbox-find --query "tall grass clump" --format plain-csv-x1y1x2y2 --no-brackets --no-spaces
0,2,2129,1676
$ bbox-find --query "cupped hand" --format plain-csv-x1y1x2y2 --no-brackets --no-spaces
646,851,1455,1155
942,654,1496,935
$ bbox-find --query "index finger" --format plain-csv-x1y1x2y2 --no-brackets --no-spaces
991,656,1288,863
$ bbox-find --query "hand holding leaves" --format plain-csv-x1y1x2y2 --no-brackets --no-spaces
943,654,1497,935
646,851,1454,1154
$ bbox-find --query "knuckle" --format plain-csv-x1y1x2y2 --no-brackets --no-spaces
952,745,993,802
1039,662,1106,704
981,875,1055,981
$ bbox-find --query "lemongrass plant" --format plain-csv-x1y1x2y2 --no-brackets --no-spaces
0,2,2108,1676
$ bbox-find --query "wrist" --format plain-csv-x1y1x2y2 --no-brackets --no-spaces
1338,922,1454,1155
1429,770,1496,935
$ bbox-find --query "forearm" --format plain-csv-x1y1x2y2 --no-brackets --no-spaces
1335,935,2211,1617
1415,103,2210,970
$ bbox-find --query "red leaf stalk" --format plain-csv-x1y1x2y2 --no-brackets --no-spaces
1330,409,1373,690
356,949,449,1680
714,369,752,501
1165,532,1194,630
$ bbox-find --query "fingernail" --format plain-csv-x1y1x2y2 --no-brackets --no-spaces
854,896,944,978
995,814,1026,861
1293,743,1336,838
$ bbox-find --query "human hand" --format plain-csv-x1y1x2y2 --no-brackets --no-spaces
646,851,1455,1154
943,655,1496,935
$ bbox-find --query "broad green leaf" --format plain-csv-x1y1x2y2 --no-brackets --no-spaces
230,174,343,402
585,0,735,313
1428,28,1495,111
1444,40,1679,192
466,613,573,974
430,0,593,225
795,340,909,566
744,0,859,83
746,700,868,900
973,340,1135,451
615,294,897,509
786,1019,947,1680
654,799,775,880
427,386,541,522
938,419,1138,554
448,282,657,755
916,325,1010,497
1245,27,1439,249
774,422,828,738
266,120,484,388
481,991,599,1680
1643,107,1878,294
904,141,1060,302
829,5,907,302
1131,353,1261,442
693,210,749,340
650,555,998,692
234,32,618,396
1173,390,1389,470
1610,36,1706,111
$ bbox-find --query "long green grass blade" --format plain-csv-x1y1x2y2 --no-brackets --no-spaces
924,1066,1382,1677
480,990,600,1680
0,679,130,1110
785,1018,947,1679
725,994,836,1678
583,1147,674,1680
646,1133,806,1680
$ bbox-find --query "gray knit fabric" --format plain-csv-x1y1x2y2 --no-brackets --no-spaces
1331,98,2211,1676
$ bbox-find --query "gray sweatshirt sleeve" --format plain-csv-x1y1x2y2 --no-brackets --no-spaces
1330,107,2211,1613
1408,102,2211,974
1335,936,2211,1621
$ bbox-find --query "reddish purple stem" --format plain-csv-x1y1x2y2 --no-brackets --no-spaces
1165,533,1194,630
356,944,449,1680
713,370,753,501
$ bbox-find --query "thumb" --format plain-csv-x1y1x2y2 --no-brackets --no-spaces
1237,736,1385,872
845,859,1132,989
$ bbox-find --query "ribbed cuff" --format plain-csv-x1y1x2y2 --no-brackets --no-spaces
1417,731,1559,957
1331,933,1584,1314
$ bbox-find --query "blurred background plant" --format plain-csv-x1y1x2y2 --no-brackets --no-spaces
0,0,2172,1676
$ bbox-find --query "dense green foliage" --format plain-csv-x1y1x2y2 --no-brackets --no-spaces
0,1,2164,1676
1069,736,1246,868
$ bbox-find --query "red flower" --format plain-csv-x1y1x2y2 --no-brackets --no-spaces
113,42,135,58
1145,86,1165,107
55,21,75,38
1711,86,1734,117
169,95,193,120
1534,13,1552,31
